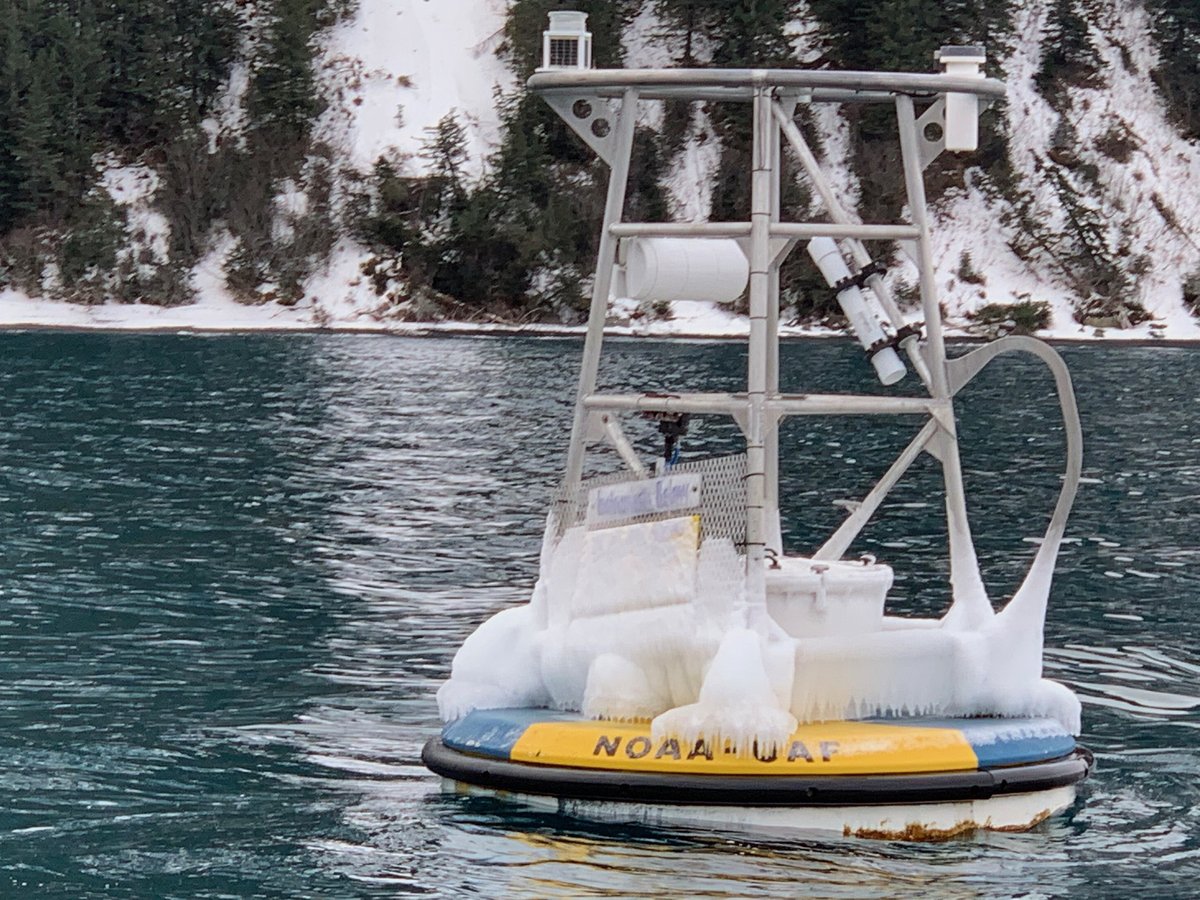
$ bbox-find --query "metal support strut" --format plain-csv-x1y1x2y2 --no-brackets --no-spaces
561,89,639,499
771,100,932,389
743,84,773,622
895,93,990,624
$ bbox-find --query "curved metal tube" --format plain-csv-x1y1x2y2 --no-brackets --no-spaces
945,336,1083,612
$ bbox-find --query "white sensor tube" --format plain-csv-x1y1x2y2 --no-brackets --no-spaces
625,238,750,304
807,238,907,386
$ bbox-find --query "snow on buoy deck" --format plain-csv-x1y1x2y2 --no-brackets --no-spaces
423,709,1092,838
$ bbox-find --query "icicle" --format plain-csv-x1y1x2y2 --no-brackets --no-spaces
652,628,797,757
933,425,995,632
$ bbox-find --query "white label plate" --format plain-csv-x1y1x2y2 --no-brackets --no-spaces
586,473,702,527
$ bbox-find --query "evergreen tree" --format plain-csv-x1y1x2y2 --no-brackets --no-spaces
170,0,239,118
423,113,469,196
95,0,175,146
0,4,28,228
12,52,65,218
0,0,239,229
702,1,800,221
44,2,103,199
653,0,713,64
808,0,999,72
1147,0,1200,138
1036,0,1096,97
251,0,325,139
420,113,470,250
707,0,799,68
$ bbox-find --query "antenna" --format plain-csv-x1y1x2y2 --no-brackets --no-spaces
540,11,592,71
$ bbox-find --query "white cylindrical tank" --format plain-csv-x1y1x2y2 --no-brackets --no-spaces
806,238,906,386
936,46,986,153
625,238,749,304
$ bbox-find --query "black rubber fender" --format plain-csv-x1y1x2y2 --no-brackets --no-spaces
423,738,1093,808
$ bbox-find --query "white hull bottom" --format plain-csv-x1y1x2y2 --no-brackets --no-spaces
447,780,1078,840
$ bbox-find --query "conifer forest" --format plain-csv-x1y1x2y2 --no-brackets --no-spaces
2,1,1199,332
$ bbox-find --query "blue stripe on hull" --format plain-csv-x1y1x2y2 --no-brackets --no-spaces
871,716,1077,767
442,708,578,760
443,709,1077,769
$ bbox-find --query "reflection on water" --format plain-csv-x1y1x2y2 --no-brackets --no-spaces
1,334,1199,896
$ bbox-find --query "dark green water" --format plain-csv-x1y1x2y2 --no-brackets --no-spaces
1,333,1197,897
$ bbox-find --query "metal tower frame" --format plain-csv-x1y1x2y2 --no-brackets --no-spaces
529,67,1082,621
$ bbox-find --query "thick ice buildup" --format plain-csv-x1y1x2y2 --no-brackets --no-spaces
437,500,1082,742
573,516,699,616
436,603,551,721
652,627,798,757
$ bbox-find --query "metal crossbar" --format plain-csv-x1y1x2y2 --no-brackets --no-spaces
609,222,921,241
529,68,1006,101
583,393,944,418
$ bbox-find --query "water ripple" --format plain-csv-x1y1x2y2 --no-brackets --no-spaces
2,335,1199,895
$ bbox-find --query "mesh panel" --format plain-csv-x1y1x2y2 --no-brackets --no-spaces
551,453,748,547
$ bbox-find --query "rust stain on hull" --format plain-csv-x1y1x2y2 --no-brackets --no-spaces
846,808,1053,842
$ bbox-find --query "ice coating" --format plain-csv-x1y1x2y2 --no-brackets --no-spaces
436,504,1082,744
651,626,799,757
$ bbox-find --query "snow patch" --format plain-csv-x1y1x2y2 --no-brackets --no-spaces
272,178,311,245
201,62,251,153
315,0,514,175
663,110,721,223
99,158,171,274
190,232,241,307
623,4,676,70
1064,3,1200,337
928,178,1083,338
300,237,400,325
805,104,861,218
622,4,672,131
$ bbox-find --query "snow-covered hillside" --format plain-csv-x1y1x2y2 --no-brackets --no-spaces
3,0,1199,341
317,0,514,174
959,0,1200,340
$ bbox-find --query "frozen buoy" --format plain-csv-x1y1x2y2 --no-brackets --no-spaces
425,19,1091,839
